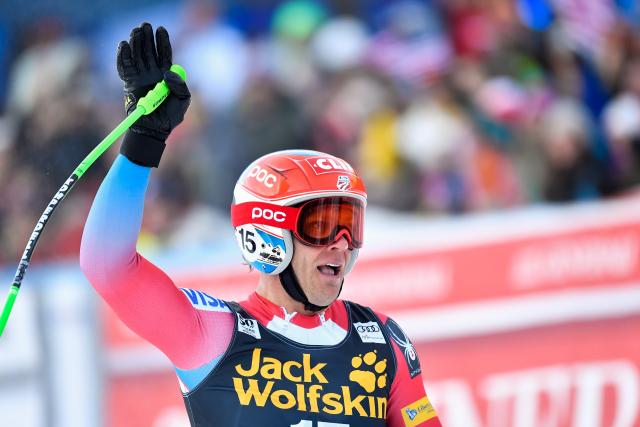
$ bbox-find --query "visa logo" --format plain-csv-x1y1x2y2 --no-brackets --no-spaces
180,288,231,313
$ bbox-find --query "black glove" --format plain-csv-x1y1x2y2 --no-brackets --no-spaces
117,22,191,167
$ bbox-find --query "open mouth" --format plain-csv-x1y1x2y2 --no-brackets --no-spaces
317,263,342,276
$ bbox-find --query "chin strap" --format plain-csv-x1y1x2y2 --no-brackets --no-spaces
279,264,344,313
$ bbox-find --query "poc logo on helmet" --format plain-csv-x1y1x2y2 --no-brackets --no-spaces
307,157,355,175
248,165,278,188
251,207,286,222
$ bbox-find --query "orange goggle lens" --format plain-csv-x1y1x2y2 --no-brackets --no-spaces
295,197,364,248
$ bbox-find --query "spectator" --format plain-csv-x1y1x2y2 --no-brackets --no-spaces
0,0,639,264
538,98,615,202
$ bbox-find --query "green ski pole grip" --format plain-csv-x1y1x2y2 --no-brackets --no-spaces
136,64,187,115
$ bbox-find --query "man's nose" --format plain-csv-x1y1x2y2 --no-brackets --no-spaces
328,232,351,250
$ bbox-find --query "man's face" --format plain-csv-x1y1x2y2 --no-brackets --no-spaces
291,236,353,307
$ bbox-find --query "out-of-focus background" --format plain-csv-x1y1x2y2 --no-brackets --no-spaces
0,0,639,426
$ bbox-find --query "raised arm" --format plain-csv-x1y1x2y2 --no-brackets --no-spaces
79,23,233,371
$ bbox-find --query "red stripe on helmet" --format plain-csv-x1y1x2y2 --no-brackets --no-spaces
231,202,298,230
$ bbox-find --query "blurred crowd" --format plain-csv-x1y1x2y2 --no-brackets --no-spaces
0,0,639,265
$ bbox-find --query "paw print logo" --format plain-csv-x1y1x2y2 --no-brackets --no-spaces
349,350,387,393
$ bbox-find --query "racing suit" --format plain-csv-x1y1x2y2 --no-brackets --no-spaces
80,155,442,427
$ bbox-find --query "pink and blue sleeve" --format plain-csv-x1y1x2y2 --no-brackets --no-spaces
79,155,234,374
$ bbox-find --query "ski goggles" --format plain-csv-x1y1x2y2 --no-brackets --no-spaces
231,197,365,248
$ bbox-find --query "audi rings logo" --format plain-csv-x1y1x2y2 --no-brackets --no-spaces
357,324,381,333
354,322,386,344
